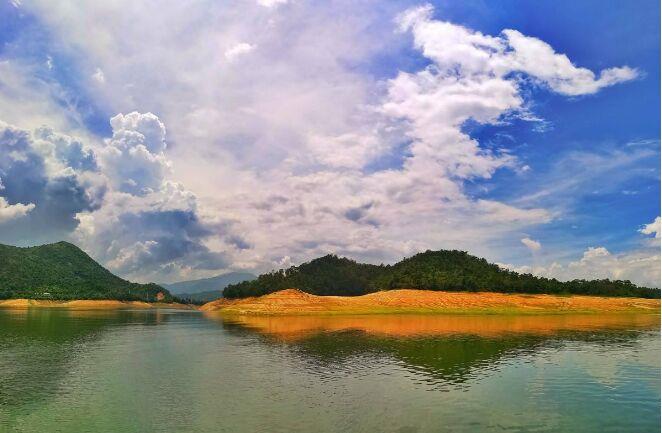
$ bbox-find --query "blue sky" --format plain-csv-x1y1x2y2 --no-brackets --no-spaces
443,0,660,263
0,0,659,286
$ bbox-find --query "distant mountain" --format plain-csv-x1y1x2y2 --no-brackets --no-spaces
161,272,256,297
223,250,661,299
0,241,172,302
174,289,226,303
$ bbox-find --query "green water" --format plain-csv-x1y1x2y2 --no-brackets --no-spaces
0,309,659,433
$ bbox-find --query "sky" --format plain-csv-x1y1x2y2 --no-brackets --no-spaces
0,0,659,287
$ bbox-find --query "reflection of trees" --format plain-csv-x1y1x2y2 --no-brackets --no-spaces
220,319,656,389
0,309,169,408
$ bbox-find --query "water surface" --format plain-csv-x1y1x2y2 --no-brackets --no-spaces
0,309,659,433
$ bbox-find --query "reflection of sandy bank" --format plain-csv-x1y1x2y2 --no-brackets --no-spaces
211,313,660,340
0,307,175,322
0,299,192,310
200,288,661,315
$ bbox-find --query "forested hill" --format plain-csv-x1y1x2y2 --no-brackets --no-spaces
223,250,661,299
0,241,172,301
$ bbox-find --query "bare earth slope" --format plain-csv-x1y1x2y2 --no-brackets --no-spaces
0,299,192,309
200,289,661,315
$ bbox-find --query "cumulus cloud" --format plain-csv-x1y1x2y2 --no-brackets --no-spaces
0,197,35,223
257,0,289,7
0,1,643,282
503,220,661,288
71,112,232,281
521,237,541,252
397,4,637,96
0,121,103,244
640,216,660,239
505,246,660,288
502,30,638,95
0,112,232,281
224,43,255,62
101,112,169,195
92,67,105,84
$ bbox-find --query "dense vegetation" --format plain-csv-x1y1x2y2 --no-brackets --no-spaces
224,250,661,299
224,255,383,298
0,241,174,302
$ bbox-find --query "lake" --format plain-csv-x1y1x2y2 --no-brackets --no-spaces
0,309,659,433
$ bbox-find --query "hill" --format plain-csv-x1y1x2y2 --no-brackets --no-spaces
0,241,173,302
223,250,660,299
161,272,255,296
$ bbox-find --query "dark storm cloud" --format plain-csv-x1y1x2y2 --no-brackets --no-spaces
35,127,98,172
100,210,228,274
0,122,103,245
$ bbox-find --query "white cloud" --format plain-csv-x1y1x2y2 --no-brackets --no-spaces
0,197,35,223
71,112,232,281
0,120,104,243
0,1,642,282
257,0,289,7
510,246,660,288
502,30,638,95
224,43,255,62
397,5,637,97
100,112,169,195
503,221,662,288
521,237,541,251
0,114,232,282
640,216,660,239
0,61,85,133
92,67,105,84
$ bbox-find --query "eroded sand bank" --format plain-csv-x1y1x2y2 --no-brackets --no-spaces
200,288,661,315
0,299,192,309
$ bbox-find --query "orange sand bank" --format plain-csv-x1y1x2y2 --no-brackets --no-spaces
0,299,191,309
200,289,661,315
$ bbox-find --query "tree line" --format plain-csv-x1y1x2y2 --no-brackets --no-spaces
223,250,661,299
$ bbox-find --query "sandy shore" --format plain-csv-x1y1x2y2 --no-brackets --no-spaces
200,288,661,315
0,298,193,309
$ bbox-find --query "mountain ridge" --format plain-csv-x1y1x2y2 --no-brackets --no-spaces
223,250,660,299
0,241,173,302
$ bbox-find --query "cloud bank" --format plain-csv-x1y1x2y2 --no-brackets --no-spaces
0,114,228,282
0,1,657,286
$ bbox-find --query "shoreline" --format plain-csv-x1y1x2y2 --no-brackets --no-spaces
0,298,193,310
201,289,661,316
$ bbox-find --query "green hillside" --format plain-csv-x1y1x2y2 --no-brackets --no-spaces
223,250,660,299
0,241,173,302
223,255,383,299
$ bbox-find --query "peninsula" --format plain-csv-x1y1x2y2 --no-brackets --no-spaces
201,288,660,315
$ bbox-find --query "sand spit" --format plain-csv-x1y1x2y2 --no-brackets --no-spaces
0,299,192,309
200,288,661,315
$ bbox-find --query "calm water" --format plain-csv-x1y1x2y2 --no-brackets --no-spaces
0,309,659,433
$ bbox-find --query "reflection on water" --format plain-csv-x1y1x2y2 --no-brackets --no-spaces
0,309,659,433
219,313,660,390
215,313,660,339
0,309,182,408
